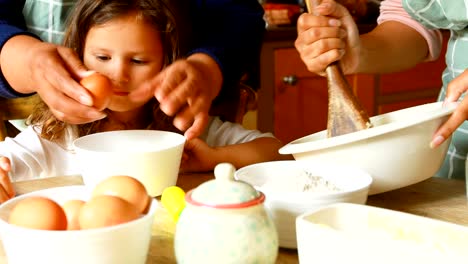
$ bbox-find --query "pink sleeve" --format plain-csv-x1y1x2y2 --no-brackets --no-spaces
377,0,443,61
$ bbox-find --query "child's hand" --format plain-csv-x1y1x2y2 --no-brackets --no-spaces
295,0,360,75
0,157,15,203
431,70,468,148
129,54,222,141
180,138,217,173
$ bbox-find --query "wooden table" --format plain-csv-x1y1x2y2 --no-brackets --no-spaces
1,174,467,263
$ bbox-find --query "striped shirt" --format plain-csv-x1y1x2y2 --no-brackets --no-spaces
22,0,75,44
403,0,468,180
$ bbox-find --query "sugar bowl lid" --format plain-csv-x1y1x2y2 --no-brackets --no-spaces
187,163,264,208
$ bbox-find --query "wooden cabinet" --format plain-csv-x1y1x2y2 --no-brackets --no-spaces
257,29,448,144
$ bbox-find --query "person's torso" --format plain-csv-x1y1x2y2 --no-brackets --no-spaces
22,0,76,44
403,0,468,93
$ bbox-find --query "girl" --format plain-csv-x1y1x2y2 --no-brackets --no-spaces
0,0,290,202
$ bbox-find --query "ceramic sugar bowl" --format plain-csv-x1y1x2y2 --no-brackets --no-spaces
174,163,279,263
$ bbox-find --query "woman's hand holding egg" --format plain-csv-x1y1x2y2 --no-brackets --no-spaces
8,175,151,231
80,72,113,111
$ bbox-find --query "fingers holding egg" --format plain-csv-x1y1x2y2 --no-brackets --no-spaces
80,72,113,111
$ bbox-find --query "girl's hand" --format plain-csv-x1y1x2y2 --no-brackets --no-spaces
180,138,217,173
130,53,222,140
431,70,468,148
295,0,360,75
0,157,15,203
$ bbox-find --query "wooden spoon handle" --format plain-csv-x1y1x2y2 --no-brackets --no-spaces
305,0,372,137
326,62,372,137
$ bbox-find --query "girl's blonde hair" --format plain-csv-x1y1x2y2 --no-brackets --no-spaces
29,0,190,141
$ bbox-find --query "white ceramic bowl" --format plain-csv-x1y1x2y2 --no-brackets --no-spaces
279,102,455,195
234,160,372,249
0,186,157,264
296,203,468,264
73,130,185,197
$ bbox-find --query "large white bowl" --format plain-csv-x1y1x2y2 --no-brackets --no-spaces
235,160,372,249
73,130,185,197
0,186,157,264
279,102,455,195
296,203,468,264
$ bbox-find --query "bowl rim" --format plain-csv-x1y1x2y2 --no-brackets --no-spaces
0,185,157,236
73,129,186,153
279,102,455,154
234,160,373,197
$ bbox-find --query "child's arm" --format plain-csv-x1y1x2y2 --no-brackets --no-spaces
180,137,293,173
0,156,15,202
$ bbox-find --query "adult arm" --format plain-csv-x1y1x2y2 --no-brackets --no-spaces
190,0,265,93
357,0,443,73
0,0,104,123
295,0,442,75
0,0,37,98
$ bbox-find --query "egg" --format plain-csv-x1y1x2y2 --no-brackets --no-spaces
143,195,153,214
62,199,85,230
92,175,150,214
79,195,140,229
9,197,67,230
80,72,113,111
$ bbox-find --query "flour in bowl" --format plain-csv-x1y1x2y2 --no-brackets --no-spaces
261,171,341,193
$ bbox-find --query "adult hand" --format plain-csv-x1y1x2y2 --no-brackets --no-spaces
130,53,222,140
1,36,106,124
295,0,360,75
0,157,15,203
430,70,468,148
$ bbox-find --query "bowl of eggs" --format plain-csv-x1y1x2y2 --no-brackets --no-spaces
0,176,156,264
279,102,455,195
73,130,186,197
234,160,372,249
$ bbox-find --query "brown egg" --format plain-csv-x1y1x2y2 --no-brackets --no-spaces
62,199,85,230
80,72,113,111
9,197,67,230
143,195,153,214
92,175,150,214
79,195,140,229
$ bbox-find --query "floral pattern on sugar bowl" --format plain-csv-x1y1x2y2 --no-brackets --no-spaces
174,163,279,264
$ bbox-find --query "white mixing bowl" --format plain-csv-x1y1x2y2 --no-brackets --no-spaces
235,160,372,249
279,102,455,195
73,130,185,197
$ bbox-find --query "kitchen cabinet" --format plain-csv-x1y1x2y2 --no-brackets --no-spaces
257,27,448,144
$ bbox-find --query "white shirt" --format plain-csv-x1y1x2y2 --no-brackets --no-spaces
0,117,274,182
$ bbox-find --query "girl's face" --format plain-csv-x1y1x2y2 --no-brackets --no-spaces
83,13,164,112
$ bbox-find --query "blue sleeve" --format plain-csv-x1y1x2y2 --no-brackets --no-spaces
0,0,37,98
190,0,265,99
0,0,266,99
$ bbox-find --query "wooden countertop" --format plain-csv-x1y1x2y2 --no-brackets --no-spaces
1,174,467,263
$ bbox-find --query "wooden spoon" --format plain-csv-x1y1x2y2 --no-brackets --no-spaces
306,0,372,137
